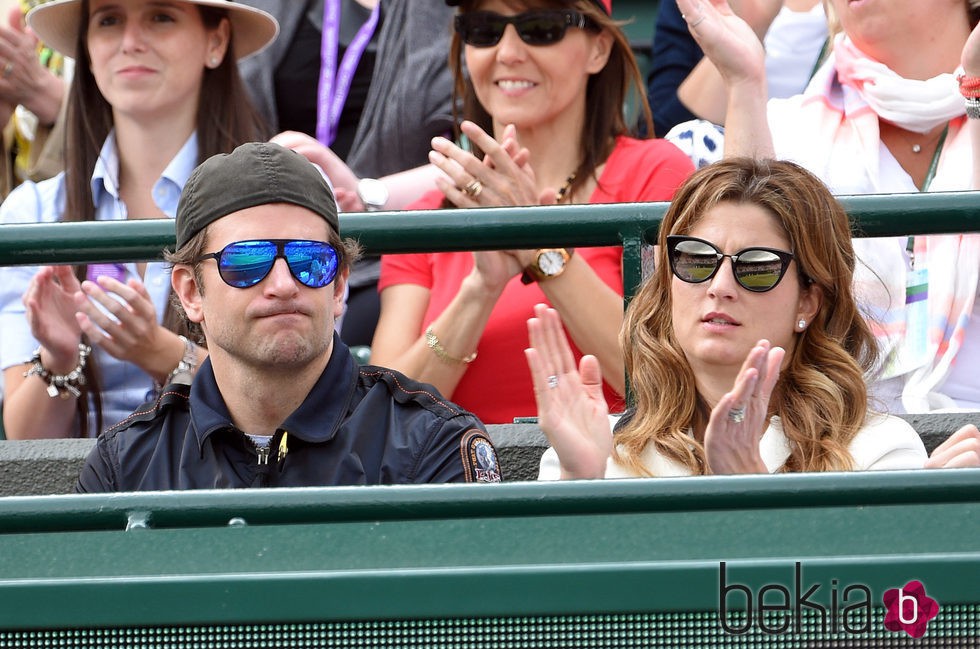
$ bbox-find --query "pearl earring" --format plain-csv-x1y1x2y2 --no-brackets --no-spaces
798,319,807,330
209,56,219,67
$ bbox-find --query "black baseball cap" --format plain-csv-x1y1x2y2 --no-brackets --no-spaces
175,142,339,250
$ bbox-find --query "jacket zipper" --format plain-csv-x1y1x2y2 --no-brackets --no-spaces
246,433,276,488
255,443,270,466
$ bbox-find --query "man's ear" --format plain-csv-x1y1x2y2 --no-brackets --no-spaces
333,266,350,320
172,264,205,324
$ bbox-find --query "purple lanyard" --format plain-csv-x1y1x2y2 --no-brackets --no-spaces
315,0,380,147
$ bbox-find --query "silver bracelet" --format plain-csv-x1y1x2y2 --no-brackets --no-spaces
23,344,92,399
966,97,980,120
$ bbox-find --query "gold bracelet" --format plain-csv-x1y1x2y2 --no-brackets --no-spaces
425,325,477,365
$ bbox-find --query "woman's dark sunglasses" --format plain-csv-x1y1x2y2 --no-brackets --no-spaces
666,235,796,293
454,10,597,47
195,239,340,289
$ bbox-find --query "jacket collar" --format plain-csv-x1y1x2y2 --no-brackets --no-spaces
188,333,358,452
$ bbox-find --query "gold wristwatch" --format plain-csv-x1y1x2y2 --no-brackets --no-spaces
521,248,574,285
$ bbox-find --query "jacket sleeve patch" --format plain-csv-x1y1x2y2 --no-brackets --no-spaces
461,431,501,483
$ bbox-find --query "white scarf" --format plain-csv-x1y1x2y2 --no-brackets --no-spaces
833,35,964,133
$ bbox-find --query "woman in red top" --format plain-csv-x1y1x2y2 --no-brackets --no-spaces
372,0,693,424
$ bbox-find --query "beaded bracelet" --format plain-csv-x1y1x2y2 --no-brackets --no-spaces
425,325,477,365
957,73,980,98
967,97,980,120
24,343,92,398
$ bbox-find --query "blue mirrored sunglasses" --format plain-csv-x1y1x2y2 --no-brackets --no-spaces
195,239,340,289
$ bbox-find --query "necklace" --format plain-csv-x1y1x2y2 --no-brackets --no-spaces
895,125,946,154
555,173,577,203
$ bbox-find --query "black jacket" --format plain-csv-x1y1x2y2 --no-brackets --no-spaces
76,339,501,491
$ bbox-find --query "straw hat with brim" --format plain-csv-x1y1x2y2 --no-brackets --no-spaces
27,0,279,60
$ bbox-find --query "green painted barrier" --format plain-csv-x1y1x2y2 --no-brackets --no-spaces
0,472,977,644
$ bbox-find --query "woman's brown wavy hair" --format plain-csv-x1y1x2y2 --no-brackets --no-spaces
615,158,879,475
447,0,653,201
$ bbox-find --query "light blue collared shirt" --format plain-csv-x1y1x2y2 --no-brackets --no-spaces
0,131,199,435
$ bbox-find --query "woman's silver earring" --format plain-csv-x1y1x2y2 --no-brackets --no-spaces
798,319,807,331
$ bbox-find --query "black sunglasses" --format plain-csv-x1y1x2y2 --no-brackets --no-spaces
195,239,339,289
666,235,797,293
454,10,597,47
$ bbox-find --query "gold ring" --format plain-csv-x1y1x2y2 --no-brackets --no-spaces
1,61,12,79
462,179,483,198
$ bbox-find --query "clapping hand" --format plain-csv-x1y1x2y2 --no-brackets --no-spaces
22,265,85,368
429,121,559,208
675,0,767,87
73,275,165,367
525,304,612,479
704,339,784,474
924,425,980,469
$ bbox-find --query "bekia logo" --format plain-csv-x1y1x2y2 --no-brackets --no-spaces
883,580,940,638
718,562,872,636
718,563,941,638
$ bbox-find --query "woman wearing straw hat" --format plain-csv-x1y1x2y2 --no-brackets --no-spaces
0,0,277,439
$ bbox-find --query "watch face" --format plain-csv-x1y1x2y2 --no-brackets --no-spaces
538,250,566,275
357,178,389,209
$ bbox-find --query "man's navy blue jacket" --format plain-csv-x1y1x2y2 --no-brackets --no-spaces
76,338,501,491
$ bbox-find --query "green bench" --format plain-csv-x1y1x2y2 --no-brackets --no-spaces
0,472,977,645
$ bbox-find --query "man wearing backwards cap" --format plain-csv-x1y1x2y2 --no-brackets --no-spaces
76,142,500,491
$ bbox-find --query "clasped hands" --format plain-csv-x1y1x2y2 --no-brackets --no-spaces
527,302,783,477
23,265,168,377
429,120,561,209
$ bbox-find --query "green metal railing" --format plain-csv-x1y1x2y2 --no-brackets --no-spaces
0,471,978,636
2,191,978,298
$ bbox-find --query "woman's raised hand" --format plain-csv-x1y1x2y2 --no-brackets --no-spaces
525,304,612,479
429,121,559,208
22,265,85,368
704,339,783,474
73,276,165,369
676,0,766,87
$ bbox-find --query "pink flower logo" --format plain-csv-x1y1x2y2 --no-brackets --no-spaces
882,580,939,638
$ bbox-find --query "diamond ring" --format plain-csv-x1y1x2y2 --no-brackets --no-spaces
727,406,746,424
